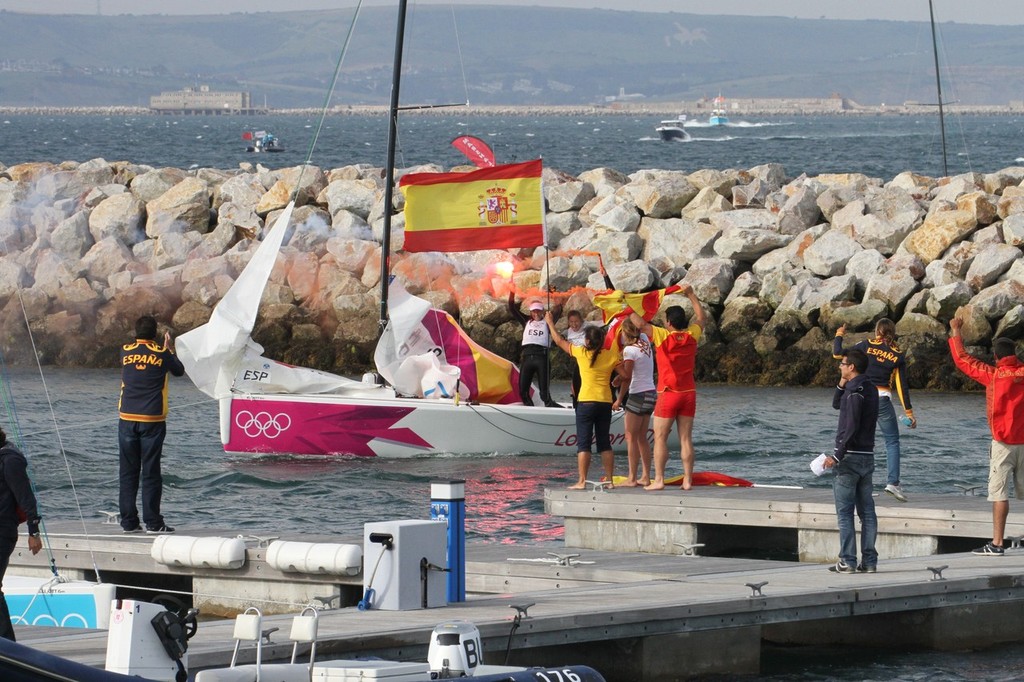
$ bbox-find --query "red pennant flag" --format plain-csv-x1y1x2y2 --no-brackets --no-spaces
241,131,254,140
451,135,496,168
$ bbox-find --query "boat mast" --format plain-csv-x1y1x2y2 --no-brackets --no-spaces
378,0,409,330
928,0,948,176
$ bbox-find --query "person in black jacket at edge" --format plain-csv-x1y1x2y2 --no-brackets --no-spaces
0,426,42,641
823,348,880,575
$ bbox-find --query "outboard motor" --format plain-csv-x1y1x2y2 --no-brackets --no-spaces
105,599,198,682
428,620,482,678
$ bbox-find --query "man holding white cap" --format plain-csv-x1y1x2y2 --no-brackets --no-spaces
508,293,561,407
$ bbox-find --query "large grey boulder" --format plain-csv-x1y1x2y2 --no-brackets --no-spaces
681,186,732,222
965,243,1021,291
320,178,378,220
577,167,628,198
684,257,735,305
713,227,792,263
146,177,212,237
926,281,973,322
89,192,146,245
639,216,720,267
587,194,641,232
545,180,595,213
804,230,861,278
968,279,1024,321
130,167,190,203
50,211,95,260
621,170,699,219
864,268,919,316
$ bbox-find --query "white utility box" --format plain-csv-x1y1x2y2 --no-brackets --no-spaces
362,520,447,610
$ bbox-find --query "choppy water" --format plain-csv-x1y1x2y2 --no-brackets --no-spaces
3,112,1024,179
2,366,994,543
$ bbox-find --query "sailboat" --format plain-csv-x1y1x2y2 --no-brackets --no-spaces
176,3,678,459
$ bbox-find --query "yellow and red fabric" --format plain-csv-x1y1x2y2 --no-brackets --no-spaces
399,159,545,253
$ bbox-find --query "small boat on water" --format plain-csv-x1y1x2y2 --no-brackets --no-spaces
709,94,729,126
243,130,284,153
656,114,690,141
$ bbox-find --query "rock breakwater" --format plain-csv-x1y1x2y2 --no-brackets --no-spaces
0,157,1021,391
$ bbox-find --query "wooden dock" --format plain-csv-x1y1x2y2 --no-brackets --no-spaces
545,486,1022,561
9,490,1024,680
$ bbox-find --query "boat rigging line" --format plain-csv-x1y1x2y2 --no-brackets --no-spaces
928,0,948,176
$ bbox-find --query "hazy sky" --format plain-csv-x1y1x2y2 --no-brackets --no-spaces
3,0,1024,25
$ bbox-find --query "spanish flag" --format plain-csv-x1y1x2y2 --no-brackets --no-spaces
399,159,545,253
593,285,681,349
593,285,682,324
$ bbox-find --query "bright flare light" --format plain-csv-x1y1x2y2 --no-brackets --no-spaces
495,261,514,279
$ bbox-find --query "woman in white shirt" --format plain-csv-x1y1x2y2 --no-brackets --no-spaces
613,316,657,486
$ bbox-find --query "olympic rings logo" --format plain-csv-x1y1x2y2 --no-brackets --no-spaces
235,411,292,438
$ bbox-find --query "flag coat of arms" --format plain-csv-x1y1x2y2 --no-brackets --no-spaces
399,159,545,253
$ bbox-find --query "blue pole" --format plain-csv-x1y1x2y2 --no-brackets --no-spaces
430,480,465,602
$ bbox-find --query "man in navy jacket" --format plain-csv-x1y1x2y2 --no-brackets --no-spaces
823,348,880,574
118,315,184,534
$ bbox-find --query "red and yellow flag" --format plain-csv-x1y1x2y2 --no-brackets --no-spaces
593,285,681,349
399,159,545,253
593,285,681,324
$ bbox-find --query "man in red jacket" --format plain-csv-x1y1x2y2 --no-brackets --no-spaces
948,316,1024,556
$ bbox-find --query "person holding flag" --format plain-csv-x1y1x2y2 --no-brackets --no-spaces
508,293,561,407
628,284,706,491
546,312,623,488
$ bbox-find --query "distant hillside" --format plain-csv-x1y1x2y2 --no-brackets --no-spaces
0,7,1022,108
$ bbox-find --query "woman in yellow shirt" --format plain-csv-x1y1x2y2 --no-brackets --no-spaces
546,312,622,489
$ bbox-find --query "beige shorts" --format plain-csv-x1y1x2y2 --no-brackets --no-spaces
988,440,1024,502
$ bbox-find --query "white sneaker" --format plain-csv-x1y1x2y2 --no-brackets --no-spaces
885,484,908,503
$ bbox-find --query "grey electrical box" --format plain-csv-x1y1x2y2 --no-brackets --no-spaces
363,520,448,610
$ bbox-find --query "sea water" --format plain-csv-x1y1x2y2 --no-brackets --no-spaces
2,112,1024,179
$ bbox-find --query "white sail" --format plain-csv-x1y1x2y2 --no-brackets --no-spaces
375,280,466,400
177,202,295,398
178,202,367,398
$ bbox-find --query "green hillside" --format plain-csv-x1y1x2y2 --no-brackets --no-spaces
0,7,1021,107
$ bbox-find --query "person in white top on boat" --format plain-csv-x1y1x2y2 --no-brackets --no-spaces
565,310,599,408
612,316,657,487
508,293,561,407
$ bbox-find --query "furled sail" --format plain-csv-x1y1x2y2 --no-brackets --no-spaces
177,202,363,398
375,280,522,404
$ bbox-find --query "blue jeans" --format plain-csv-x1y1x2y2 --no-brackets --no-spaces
118,420,167,530
833,454,878,568
877,395,901,486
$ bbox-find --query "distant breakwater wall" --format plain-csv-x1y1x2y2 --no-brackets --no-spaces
2,103,1023,118
0,157,1021,392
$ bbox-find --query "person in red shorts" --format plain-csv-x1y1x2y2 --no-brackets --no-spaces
629,283,706,491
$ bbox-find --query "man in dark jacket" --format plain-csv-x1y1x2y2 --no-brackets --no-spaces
119,315,184,534
823,348,880,574
0,426,42,641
